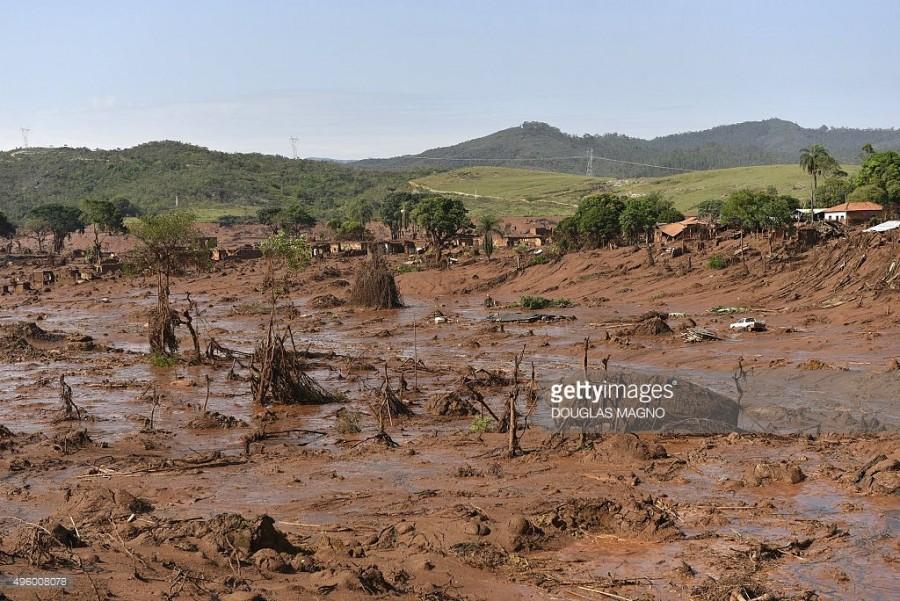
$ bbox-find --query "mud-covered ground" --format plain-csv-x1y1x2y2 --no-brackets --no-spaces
0,226,897,600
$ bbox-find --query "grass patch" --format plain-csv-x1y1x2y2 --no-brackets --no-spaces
148,352,179,368
519,295,573,310
707,255,727,270
396,264,420,274
469,416,493,434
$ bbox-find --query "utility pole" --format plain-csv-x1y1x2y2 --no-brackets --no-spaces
20,128,31,148
586,149,594,177
289,137,299,160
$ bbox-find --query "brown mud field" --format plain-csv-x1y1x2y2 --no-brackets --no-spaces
0,226,898,600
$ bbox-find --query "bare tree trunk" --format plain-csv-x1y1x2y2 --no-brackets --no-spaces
508,350,523,457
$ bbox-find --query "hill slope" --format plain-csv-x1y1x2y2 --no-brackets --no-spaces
0,142,413,220
356,119,899,177
412,164,860,216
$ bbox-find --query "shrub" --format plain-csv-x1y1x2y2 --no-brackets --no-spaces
528,254,549,266
707,255,727,270
335,410,362,434
469,415,493,433
149,352,179,368
519,295,573,309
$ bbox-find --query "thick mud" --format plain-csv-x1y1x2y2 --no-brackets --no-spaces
0,226,897,600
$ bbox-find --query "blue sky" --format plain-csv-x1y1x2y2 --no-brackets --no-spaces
2,1,898,158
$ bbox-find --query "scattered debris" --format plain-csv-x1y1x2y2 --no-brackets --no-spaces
682,327,721,342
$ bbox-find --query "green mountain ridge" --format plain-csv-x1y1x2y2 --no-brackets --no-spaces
354,118,900,177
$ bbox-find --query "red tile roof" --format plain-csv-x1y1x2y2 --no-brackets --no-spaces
823,201,884,213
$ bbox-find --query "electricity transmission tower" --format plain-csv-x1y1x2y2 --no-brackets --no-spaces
20,128,31,148
289,137,299,159
585,149,594,176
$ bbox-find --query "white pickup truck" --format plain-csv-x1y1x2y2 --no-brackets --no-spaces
729,317,767,332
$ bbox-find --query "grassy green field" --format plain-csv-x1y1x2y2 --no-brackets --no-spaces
411,164,859,216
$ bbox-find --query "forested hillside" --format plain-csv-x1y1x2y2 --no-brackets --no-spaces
355,119,900,177
0,141,414,219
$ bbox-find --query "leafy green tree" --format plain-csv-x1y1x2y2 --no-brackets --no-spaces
619,193,684,243
217,215,243,227
411,195,472,262
816,177,854,207
27,204,84,254
278,201,316,232
329,219,371,241
720,189,796,232
799,145,841,211
554,193,625,251
854,150,900,214
81,199,125,260
696,199,724,221
344,198,375,226
380,191,421,239
114,197,142,218
259,231,312,294
127,211,205,357
859,143,876,162
257,206,282,230
477,214,500,258
847,184,888,204
256,202,315,233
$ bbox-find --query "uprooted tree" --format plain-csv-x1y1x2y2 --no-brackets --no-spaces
127,211,206,359
349,250,402,309
251,231,338,405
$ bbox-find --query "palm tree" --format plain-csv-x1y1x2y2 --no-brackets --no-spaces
799,145,840,212
477,214,500,258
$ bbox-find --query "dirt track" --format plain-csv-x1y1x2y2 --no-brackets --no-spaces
0,226,897,600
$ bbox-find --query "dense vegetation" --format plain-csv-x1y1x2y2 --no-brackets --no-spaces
357,119,900,177
0,141,415,220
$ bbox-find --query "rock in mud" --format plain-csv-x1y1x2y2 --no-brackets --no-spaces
450,541,509,569
595,433,668,460
309,294,345,309
855,450,899,494
464,521,491,536
112,489,154,514
251,548,290,573
746,461,805,486
541,497,681,541
504,515,546,552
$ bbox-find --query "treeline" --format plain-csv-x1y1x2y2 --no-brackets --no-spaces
0,141,416,220
555,146,900,252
